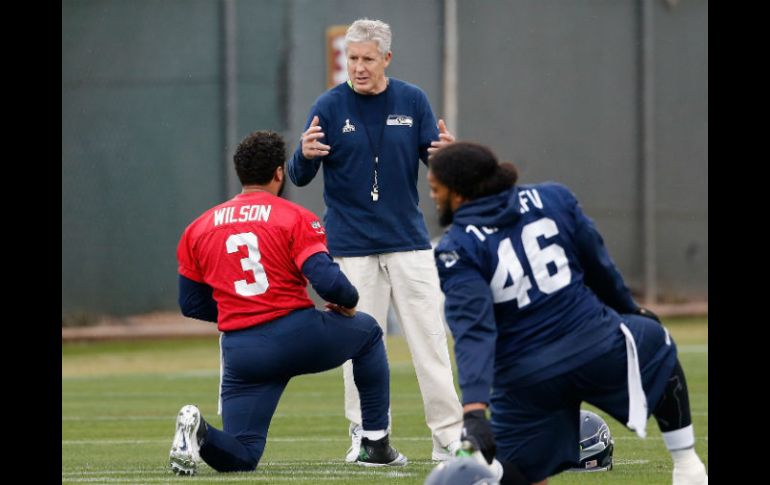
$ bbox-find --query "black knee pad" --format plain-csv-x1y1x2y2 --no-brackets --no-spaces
653,359,692,432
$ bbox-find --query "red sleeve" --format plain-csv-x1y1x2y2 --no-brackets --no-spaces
291,208,329,270
176,226,205,283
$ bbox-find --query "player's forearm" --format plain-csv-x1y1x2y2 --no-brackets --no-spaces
437,259,498,405
455,348,495,405
287,148,321,186
445,287,497,406
178,275,218,323
301,252,359,308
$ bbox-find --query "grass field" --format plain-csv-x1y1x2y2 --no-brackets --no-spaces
62,317,707,484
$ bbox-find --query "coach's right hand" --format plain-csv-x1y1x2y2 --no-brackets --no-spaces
301,115,330,159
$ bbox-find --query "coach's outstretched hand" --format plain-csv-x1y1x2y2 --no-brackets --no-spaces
428,119,456,156
301,115,330,159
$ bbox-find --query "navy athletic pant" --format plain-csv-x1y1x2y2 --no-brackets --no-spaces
491,313,678,482
199,307,389,472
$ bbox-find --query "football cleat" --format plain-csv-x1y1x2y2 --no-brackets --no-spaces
169,404,206,476
355,435,408,467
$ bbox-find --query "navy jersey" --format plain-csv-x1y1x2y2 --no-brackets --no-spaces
435,183,638,404
288,78,438,256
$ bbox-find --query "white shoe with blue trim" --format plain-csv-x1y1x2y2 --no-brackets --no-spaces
169,404,203,476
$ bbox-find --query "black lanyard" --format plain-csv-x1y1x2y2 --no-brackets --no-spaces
350,81,390,202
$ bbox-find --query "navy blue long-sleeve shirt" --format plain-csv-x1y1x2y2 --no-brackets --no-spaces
435,183,639,404
288,78,438,256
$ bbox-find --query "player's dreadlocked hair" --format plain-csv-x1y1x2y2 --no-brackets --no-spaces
429,142,518,200
234,130,286,186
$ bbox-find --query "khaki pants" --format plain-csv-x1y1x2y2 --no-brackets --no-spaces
336,249,463,448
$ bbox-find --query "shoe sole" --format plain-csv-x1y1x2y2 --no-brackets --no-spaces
355,453,408,467
431,451,453,462
169,456,196,476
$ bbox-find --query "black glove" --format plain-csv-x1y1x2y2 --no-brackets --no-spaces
462,409,496,464
635,306,661,323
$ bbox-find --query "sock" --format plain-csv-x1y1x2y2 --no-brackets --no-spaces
361,429,387,441
662,424,695,451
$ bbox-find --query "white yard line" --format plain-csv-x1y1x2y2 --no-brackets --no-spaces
613,459,650,465
62,466,418,482
63,410,429,421
63,435,707,446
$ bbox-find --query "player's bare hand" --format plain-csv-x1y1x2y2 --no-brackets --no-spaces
324,302,356,317
428,118,456,156
301,115,331,159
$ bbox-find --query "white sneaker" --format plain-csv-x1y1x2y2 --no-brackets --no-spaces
673,461,708,485
432,439,463,461
345,422,363,463
169,404,203,476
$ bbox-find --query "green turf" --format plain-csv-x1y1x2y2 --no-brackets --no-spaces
62,317,707,484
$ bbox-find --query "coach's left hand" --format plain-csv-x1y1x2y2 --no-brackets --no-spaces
428,119,456,156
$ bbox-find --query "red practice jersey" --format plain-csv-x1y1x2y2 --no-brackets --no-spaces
177,191,328,331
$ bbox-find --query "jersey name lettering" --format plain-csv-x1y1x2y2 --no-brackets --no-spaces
214,205,272,226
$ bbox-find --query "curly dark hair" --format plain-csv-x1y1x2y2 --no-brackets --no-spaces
233,131,286,186
428,142,518,200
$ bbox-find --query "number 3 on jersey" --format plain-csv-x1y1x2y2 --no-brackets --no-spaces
490,217,570,306
226,232,269,296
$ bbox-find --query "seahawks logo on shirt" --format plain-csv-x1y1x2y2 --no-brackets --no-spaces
438,250,460,268
386,115,413,127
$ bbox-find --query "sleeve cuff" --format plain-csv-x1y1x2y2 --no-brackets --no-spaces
294,244,329,270
461,384,491,406
300,153,318,163
178,266,204,283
